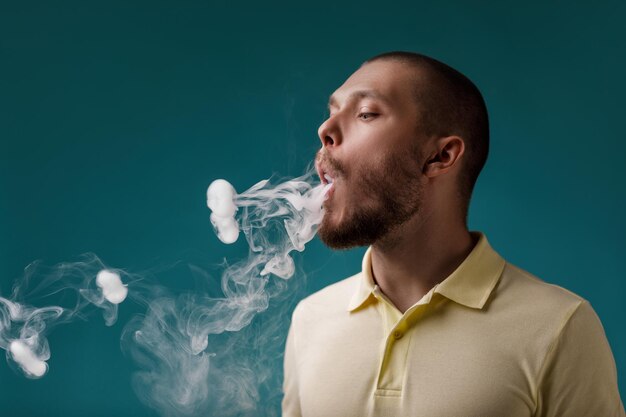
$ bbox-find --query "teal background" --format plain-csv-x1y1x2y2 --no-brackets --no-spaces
1,1,624,415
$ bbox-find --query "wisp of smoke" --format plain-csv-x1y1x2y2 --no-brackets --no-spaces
123,168,329,416
0,166,329,417
0,254,131,378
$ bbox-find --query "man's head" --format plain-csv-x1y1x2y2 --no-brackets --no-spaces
315,51,489,249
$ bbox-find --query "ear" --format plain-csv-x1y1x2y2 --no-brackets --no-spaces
423,136,465,178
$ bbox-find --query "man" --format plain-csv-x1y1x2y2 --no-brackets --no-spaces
282,51,624,417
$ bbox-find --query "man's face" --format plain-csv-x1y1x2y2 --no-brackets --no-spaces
315,60,428,249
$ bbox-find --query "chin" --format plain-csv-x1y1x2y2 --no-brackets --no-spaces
317,222,372,250
317,204,397,249
318,221,347,249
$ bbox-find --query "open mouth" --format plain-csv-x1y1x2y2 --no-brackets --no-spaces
316,162,337,200
322,174,336,200
316,162,336,185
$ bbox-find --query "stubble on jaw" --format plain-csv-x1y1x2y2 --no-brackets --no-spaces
317,144,425,250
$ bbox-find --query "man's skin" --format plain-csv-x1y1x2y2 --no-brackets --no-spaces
315,59,476,313
292,56,625,417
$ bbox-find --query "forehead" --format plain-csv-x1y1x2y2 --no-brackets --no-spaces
329,60,418,107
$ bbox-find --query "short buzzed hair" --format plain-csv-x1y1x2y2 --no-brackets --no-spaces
364,51,489,222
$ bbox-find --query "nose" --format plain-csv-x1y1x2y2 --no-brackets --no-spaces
317,115,341,148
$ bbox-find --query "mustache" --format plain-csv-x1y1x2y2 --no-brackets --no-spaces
315,150,346,177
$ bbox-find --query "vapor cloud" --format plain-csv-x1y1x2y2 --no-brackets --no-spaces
1,167,328,416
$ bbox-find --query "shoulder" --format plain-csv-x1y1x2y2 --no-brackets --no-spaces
292,273,361,321
492,261,598,339
498,261,586,309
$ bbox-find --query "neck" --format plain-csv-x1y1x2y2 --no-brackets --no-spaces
370,208,476,313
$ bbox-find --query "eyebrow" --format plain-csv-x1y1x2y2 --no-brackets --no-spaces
327,90,390,111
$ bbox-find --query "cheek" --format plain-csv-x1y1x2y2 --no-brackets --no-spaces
341,124,385,155
348,158,390,196
363,150,414,190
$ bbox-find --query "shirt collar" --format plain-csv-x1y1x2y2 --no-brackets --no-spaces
347,231,506,312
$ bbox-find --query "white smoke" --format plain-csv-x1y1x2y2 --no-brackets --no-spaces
9,339,48,377
0,255,133,377
207,179,240,244
0,166,328,416
95,270,128,305
123,168,329,416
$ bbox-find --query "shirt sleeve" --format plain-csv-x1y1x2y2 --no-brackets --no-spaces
282,307,302,417
535,300,625,417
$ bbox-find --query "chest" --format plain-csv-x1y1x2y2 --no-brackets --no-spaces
296,306,537,417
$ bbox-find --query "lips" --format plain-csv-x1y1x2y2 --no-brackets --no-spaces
315,159,339,202
316,162,337,186
317,165,336,199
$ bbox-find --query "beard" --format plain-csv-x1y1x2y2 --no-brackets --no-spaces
317,146,424,249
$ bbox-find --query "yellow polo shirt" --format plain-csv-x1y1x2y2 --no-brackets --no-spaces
282,232,624,417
